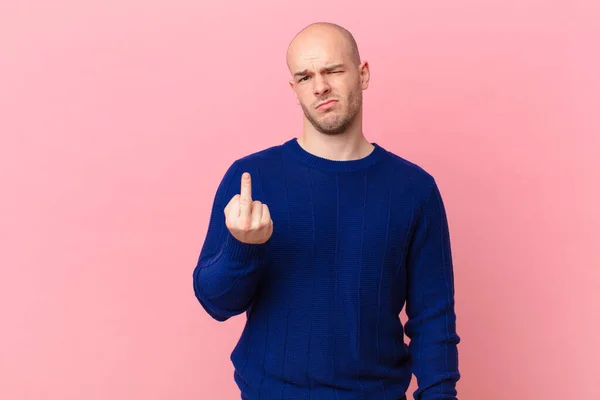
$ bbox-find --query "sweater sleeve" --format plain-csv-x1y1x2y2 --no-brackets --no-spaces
192,160,267,322
404,179,461,400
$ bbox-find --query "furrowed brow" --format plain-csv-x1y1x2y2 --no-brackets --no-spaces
323,63,344,72
293,63,345,78
293,69,309,78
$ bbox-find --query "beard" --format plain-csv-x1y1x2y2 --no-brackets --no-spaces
300,89,362,136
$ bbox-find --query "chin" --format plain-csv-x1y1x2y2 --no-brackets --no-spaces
317,121,350,135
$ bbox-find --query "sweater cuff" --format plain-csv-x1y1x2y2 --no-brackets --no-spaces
222,232,267,264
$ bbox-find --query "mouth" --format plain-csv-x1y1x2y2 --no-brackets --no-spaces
316,99,338,109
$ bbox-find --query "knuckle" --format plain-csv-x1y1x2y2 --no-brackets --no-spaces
238,219,251,231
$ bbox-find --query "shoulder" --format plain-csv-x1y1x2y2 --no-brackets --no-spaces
380,145,437,191
379,148,448,224
234,143,283,167
217,143,284,195
222,143,284,181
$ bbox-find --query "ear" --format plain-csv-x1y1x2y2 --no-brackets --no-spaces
289,80,300,105
359,61,370,90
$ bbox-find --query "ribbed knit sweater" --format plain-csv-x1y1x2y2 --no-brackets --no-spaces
193,138,460,400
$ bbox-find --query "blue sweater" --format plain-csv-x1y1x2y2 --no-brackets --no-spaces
193,138,460,400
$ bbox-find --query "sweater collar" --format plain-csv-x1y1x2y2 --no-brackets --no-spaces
282,137,386,173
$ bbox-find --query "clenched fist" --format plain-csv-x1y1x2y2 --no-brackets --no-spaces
224,172,273,244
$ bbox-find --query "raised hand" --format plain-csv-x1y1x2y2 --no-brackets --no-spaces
224,172,273,244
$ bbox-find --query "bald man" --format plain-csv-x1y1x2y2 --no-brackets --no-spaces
193,22,460,400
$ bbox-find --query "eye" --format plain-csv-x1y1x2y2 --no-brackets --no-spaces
298,76,309,82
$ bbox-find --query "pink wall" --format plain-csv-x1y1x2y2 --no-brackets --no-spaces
1,1,598,399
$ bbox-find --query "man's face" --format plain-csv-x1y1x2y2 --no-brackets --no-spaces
288,34,368,135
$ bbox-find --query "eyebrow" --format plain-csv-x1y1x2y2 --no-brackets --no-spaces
293,63,345,78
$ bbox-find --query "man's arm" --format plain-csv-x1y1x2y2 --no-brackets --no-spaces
405,179,461,400
192,161,268,321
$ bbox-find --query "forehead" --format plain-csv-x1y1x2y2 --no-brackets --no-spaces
288,32,350,70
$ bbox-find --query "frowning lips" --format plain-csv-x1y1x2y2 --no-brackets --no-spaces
316,99,338,109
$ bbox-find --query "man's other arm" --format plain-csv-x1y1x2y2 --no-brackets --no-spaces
405,179,461,400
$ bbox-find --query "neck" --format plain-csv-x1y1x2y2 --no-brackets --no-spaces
298,113,374,161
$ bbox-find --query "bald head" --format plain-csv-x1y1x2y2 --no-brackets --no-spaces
285,22,369,136
286,22,361,71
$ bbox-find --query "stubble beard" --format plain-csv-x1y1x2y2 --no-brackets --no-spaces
300,89,362,136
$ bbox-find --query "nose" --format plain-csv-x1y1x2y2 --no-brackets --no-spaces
312,74,331,98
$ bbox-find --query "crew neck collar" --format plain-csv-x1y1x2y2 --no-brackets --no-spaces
282,137,386,173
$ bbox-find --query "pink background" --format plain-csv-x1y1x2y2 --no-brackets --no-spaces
1,1,598,399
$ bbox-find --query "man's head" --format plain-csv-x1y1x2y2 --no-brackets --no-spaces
286,22,370,136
